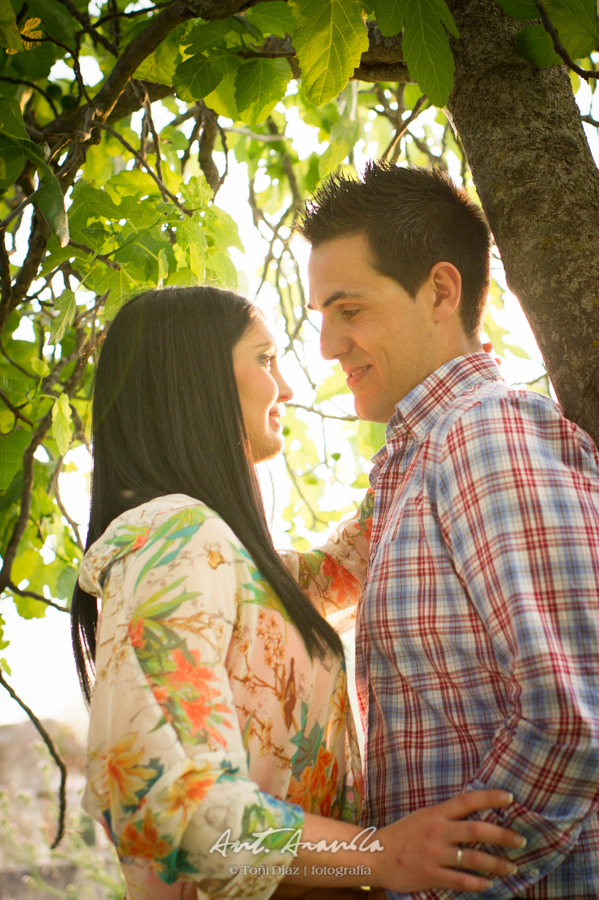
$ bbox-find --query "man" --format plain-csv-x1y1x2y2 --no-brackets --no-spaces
298,162,599,899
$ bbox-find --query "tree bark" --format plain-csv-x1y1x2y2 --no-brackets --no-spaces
446,0,599,446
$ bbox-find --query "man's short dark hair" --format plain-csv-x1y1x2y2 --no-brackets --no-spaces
298,161,492,338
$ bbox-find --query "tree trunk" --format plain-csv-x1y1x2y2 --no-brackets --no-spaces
446,0,599,447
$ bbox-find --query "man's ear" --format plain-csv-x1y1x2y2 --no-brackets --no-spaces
428,262,462,322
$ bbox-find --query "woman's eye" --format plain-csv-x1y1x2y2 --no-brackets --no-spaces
261,354,274,367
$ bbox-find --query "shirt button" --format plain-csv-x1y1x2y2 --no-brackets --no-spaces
528,868,539,877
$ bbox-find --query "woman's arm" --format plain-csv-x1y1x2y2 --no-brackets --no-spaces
280,490,374,629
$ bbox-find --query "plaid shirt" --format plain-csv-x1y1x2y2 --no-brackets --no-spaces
356,353,599,900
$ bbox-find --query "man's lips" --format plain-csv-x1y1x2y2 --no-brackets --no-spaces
344,365,371,386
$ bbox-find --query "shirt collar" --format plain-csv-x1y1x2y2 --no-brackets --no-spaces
387,352,503,445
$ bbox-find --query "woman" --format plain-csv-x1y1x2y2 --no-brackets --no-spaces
72,286,524,900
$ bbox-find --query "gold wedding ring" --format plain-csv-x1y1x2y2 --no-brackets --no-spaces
455,848,464,869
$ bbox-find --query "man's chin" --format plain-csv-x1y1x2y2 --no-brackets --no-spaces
354,407,391,425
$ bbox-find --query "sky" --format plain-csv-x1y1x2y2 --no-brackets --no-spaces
2,64,596,734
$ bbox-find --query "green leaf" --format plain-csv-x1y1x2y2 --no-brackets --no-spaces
30,356,49,377
179,220,207,279
0,134,25,191
0,0,23,52
49,289,76,344
493,0,538,18
181,174,213,209
375,0,459,107
357,420,386,458
203,207,244,251
318,114,359,178
235,59,290,126
0,98,29,141
289,0,369,106
0,101,68,244
545,0,599,59
0,430,31,491
55,564,77,600
52,392,73,456
315,364,350,402
247,1,296,37
173,53,224,103
183,20,233,52
32,161,69,247
0,657,11,675
202,51,242,118
514,23,562,66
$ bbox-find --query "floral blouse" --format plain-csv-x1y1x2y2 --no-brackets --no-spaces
79,493,371,900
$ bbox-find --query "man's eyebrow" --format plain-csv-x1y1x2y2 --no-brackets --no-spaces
307,290,363,311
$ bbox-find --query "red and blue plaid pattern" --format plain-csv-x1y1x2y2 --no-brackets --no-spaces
356,353,599,899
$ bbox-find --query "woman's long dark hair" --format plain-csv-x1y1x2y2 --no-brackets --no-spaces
71,286,343,702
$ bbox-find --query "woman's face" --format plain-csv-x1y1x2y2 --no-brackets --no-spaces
232,317,293,463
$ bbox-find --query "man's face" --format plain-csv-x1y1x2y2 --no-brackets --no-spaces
308,233,436,423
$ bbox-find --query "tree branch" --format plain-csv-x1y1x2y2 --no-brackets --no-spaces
0,230,12,329
68,240,121,270
288,402,358,423
0,389,34,427
381,95,428,160
54,0,119,57
7,582,68,613
0,671,67,848
535,0,599,80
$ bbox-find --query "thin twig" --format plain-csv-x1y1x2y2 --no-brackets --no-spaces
94,123,193,215
0,343,37,380
68,240,121,270
52,456,84,552
7,581,68,613
287,402,358,422
0,194,35,231
224,126,289,142
95,1,174,25
283,454,324,532
0,390,34,427
54,0,118,56
0,76,59,117
382,95,428,160
0,670,67,847
535,1,599,80
45,33,93,105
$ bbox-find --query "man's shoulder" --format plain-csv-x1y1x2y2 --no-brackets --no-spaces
429,380,598,464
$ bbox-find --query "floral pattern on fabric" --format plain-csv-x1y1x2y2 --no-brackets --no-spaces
79,495,361,900
280,490,374,634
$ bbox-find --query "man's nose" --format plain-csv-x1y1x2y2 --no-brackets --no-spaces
319,318,351,361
